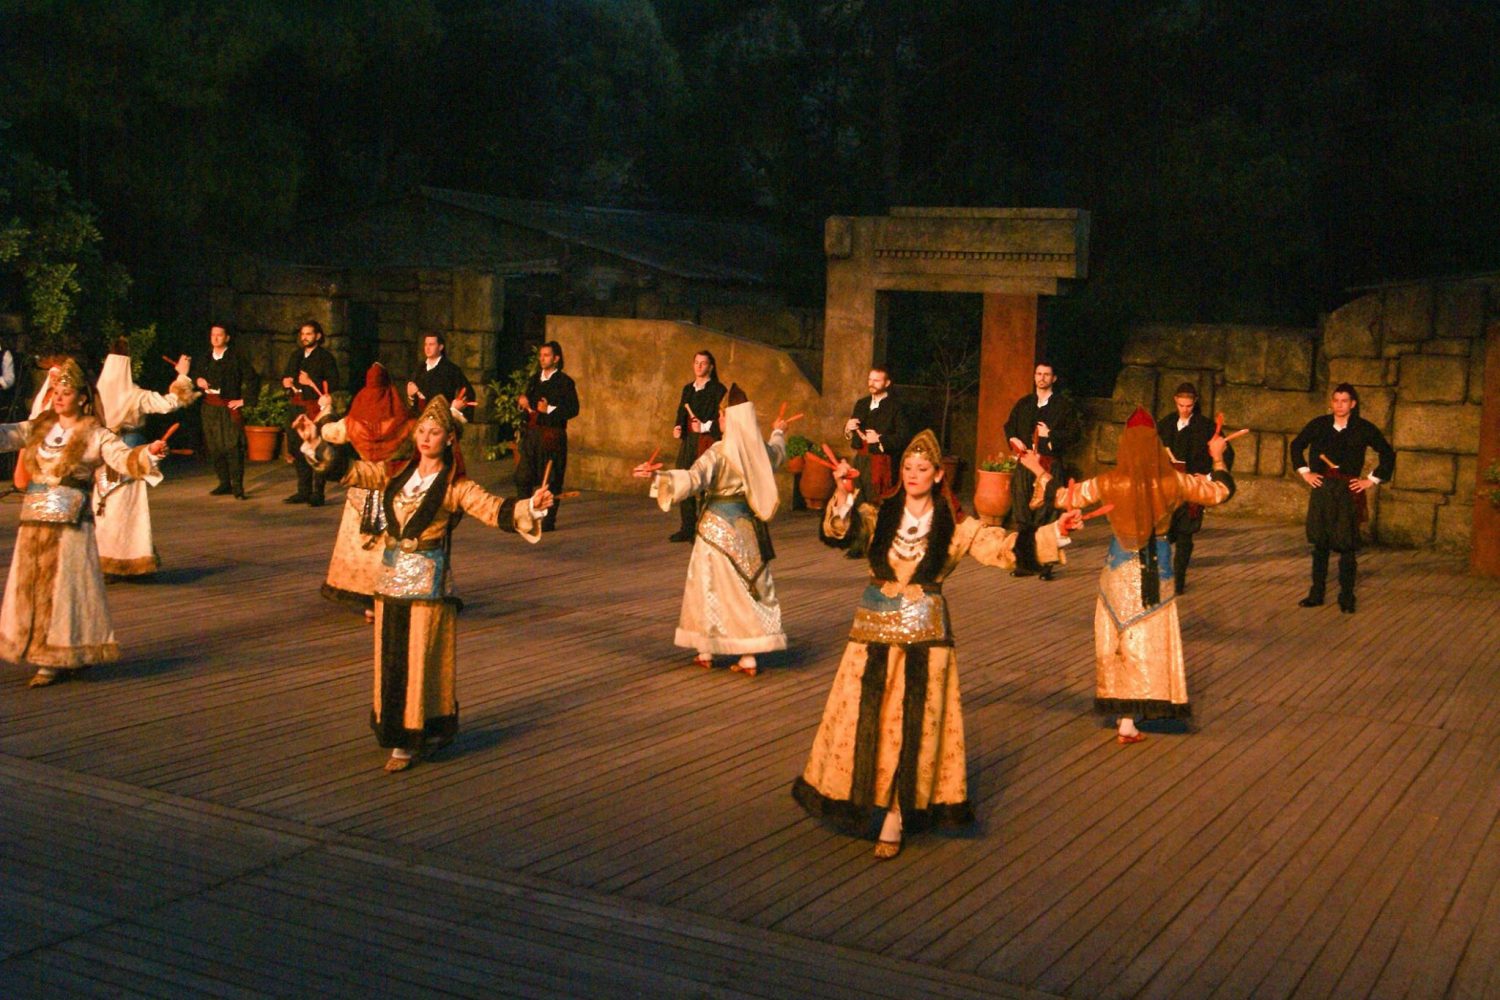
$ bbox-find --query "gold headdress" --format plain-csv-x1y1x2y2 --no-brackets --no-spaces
414,394,457,435
52,358,87,391
901,428,942,467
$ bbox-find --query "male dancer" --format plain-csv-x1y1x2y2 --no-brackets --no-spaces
406,332,474,412
282,320,340,506
191,324,257,499
1156,382,1233,593
1290,383,1395,613
668,349,726,542
515,340,579,531
1005,361,1081,578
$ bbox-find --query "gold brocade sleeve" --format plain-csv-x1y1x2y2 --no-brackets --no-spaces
1176,470,1232,507
341,460,390,491
961,517,1067,570
1053,475,1103,510
450,479,541,543
821,494,876,542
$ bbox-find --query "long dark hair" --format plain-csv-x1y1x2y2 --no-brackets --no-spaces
696,349,720,384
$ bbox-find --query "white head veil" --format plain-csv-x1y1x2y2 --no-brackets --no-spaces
720,397,779,522
93,351,134,431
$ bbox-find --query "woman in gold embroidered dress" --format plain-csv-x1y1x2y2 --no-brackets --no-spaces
1048,406,1234,743
0,360,167,687
792,429,1080,859
298,395,552,772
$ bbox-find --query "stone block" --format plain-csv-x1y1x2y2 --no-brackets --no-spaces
1434,282,1485,339
235,294,334,340
1392,402,1482,452
1256,432,1284,478
1223,328,1267,385
1322,293,1382,358
1213,384,1325,435
1397,354,1468,403
1382,341,1423,358
453,273,503,332
1381,284,1434,343
1434,504,1474,551
1327,357,1387,386
1095,421,1120,465
1424,338,1475,356
1376,495,1437,547
1265,331,1316,391
1111,366,1158,420
1393,451,1455,493
1470,343,1487,405
1212,475,1309,523
1358,387,1395,430
1457,455,1479,500
1121,324,1226,368
228,253,260,292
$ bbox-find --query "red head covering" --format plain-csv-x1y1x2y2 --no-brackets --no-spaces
1126,405,1155,429
345,363,412,463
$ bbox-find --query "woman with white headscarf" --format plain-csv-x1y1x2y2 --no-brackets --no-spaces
91,341,197,577
635,384,790,676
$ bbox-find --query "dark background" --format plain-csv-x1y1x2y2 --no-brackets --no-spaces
4,1,1499,394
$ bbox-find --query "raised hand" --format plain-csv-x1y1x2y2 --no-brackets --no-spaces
531,485,555,511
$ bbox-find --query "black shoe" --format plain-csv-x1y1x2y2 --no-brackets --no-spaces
283,493,310,504
1338,595,1356,614
1176,582,1189,595
209,484,232,496
1298,595,1324,608
1011,567,1037,578
1039,566,1054,581
234,490,248,500
542,522,556,532
308,496,325,508
668,530,693,543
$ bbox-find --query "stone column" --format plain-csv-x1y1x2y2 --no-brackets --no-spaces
821,217,878,435
1472,320,1500,577
975,293,1039,462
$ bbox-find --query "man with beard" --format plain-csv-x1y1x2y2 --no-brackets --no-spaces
282,320,340,507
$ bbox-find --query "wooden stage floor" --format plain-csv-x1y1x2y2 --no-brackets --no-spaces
2,461,1498,998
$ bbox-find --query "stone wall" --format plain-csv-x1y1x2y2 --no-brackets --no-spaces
1078,278,1495,550
543,315,825,500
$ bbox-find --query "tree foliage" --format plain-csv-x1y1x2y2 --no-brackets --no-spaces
2,0,1498,369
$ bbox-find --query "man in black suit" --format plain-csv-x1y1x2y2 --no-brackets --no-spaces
668,350,726,542
515,340,579,531
282,320,340,507
1155,382,1234,594
1004,361,1082,579
406,332,475,412
191,324,258,499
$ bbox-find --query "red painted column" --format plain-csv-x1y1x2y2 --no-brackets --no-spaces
975,293,1040,464
1471,320,1500,577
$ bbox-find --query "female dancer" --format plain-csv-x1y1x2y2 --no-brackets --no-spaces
317,362,415,620
793,429,1079,858
0,360,167,686
297,395,552,771
634,385,789,676
1049,407,1232,742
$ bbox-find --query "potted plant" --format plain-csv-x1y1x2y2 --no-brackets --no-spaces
785,433,813,474
974,453,1018,524
241,383,294,462
799,441,838,510
485,348,541,462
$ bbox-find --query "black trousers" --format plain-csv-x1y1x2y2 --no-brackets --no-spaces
1309,545,1358,600
515,429,566,527
202,405,245,491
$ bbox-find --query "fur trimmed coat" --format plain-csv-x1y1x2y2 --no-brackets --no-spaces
0,414,159,669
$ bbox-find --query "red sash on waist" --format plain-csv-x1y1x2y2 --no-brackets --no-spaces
203,393,245,424
1325,468,1369,524
1010,443,1053,473
868,453,894,498
695,433,715,458
291,396,320,420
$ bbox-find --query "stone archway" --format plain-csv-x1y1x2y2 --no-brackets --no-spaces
821,207,1090,461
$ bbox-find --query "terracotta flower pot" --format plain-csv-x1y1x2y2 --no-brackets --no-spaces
786,453,806,475
973,469,1014,524
798,455,836,509
244,425,283,463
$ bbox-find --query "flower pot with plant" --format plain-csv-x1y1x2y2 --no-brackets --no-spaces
241,384,295,462
798,442,838,509
785,433,813,474
974,454,1018,523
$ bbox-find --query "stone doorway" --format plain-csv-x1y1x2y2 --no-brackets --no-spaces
821,208,1089,463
